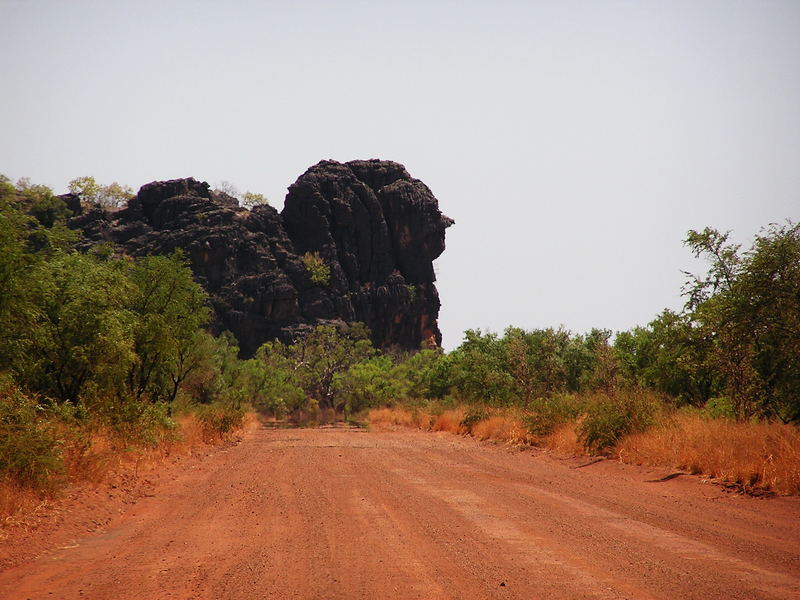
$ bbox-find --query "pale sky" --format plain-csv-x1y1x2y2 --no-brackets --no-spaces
2,0,798,349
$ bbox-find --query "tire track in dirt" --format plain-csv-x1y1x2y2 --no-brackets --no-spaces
1,427,798,599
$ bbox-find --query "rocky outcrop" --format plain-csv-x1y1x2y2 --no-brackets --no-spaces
68,160,453,356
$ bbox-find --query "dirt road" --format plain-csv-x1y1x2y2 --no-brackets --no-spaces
1,426,799,600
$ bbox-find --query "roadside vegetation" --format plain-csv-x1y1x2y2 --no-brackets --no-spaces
365,221,800,495
0,177,250,521
2,173,799,517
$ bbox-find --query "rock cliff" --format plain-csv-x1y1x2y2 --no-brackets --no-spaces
67,160,453,356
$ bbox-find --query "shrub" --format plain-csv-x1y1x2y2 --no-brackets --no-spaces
460,408,489,433
90,397,176,447
0,384,64,490
302,251,330,286
196,403,246,439
578,391,661,454
524,394,585,437
704,396,736,420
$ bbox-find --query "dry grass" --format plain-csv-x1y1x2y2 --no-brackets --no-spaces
368,407,433,430
543,421,585,455
0,480,45,531
1,412,256,525
430,409,467,434
368,407,415,428
369,407,532,446
470,416,531,445
616,413,800,495
373,403,800,495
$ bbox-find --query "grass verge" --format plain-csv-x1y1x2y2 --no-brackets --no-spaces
616,413,800,495
1,391,253,526
368,392,800,495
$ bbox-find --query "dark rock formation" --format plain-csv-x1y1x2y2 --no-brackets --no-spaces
67,160,453,356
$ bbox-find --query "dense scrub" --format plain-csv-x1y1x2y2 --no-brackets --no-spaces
0,177,248,513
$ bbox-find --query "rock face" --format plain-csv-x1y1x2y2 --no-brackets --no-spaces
68,160,453,356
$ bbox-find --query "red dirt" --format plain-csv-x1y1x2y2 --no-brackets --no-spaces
1,426,798,599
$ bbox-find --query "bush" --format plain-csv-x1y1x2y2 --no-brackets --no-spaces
460,408,489,433
196,403,246,439
578,391,661,454
0,384,64,490
90,397,176,447
301,251,330,286
524,394,585,437
704,396,736,420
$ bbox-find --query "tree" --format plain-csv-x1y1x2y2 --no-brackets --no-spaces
241,192,269,210
301,252,331,286
335,355,405,415
214,180,240,200
68,176,134,209
504,327,569,402
0,193,41,372
68,176,101,204
738,222,800,421
683,223,800,421
447,330,516,404
394,348,446,400
126,253,211,403
243,342,307,416
284,324,375,412
584,329,618,394
22,252,137,403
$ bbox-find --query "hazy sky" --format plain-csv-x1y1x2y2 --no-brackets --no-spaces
2,1,798,349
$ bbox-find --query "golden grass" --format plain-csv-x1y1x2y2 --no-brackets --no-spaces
368,407,433,430
369,407,532,446
371,403,800,495
368,407,415,428
543,421,585,455
430,409,467,434
470,416,531,445
616,413,800,495
0,480,45,532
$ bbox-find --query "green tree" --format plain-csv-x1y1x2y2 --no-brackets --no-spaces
738,222,800,421
394,348,446,400
22,252,137,403
684,223,800,421
127,253,211,404
302,251,331,286
447,330,515,404
0,193,41,371
68,176,101,204
241,192,269,210
584,329,618,394
336,355,407,415
285,323,375,412
505,327,572,400
243,341,307,416
68,176,134,209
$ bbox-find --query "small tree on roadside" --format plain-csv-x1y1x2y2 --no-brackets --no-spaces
126,252,211,404
683,223,800,421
